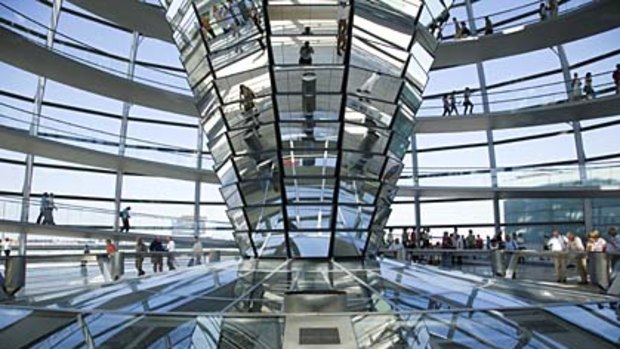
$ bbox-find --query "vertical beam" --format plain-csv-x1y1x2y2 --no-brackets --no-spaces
261,0,292,258
113,32,141,239
465,0,500,232
194,126,204,237
410,136,421,231
556,45,592,233
328,0,356,258
18,0,63,255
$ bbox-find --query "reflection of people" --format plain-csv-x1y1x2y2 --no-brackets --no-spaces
240,84,256,112
299,41,314,65
356,72,380,101
200,13,216,39
336,0,348,56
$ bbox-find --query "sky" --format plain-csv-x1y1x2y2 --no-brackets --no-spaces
0,0,619,242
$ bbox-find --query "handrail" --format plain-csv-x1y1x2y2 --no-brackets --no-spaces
0,101,199,156
0,195,230,225
424,69,615,101
419,70,616,110
0,3,189,91
441,0,586,37
0,250,239,264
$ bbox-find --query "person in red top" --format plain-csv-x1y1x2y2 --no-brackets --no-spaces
613,64,620,94
105,239,117,255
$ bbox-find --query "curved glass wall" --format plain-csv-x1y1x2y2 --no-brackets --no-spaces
0,0,618,254
163,0,454,258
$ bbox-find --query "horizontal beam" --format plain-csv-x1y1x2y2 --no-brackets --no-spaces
0,125,218,183
397,185,620,199
66,0,620,71
433,0,620,69
0,219,235,247
0,26,198,116
414,95,620,133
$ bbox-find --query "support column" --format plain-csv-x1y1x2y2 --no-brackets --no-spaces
465,0,500,232
410,135,421,231
113,32,141,239
194,126,204,237
556,45,592,233
18,0,63,255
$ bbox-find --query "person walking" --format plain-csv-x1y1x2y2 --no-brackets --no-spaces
583,72,595,99
566,232,587,284
149,237,165,273
449,91,459,116
36,192,49,224
135,238,147,276
462,87,474,115
2,238,11,257
166,237,176,271
484,16,493,35
299,41,315,65
570,73,582,101
612,64,620,94
442,94,451,116
119,206,131,233
547,230,568,282
191,236,203,266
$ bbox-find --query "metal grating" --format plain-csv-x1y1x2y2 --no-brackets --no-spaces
299,327,341,345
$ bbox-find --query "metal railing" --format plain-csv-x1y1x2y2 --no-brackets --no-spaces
0,249,240,298
379,248,620,294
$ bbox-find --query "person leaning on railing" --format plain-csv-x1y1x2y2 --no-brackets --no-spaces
566,232,588,284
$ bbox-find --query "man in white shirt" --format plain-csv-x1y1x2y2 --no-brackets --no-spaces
566,232,587,284
2,238,11,256
547,230,568,282
166,237,176,271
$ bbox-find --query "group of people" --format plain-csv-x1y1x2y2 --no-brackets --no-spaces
546,228,618,284
36,192,57,225
383,225,620,285
103,236,204,277
450,16,494,40
569,65,620,101
199,0,263,47
437,64,620,117
442,88,474,116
